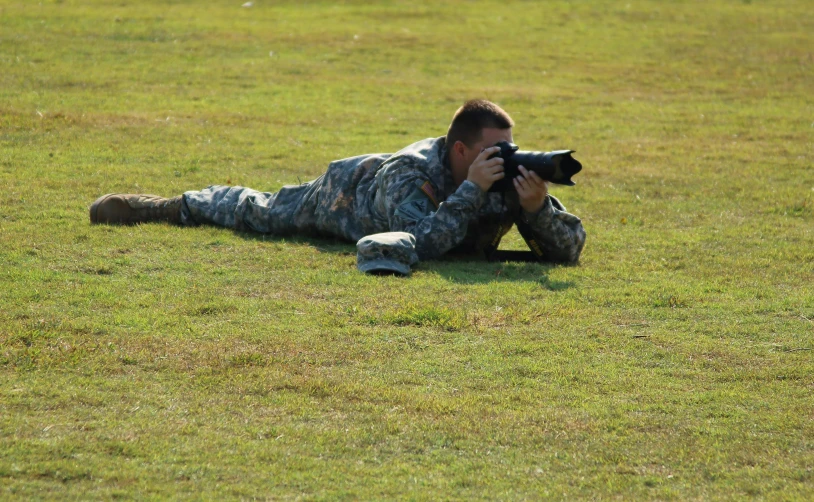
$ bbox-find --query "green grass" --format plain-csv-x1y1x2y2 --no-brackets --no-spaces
1,0,813,499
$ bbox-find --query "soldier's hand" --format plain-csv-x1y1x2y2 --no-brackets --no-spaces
467,146,505,192
514,165,549,213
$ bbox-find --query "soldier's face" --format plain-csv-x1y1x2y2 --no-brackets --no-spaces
472,127,514,155
451,127,514,186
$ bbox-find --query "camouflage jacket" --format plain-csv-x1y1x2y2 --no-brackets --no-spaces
314,136,586,262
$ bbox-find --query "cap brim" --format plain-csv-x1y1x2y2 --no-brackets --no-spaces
358,259,411,276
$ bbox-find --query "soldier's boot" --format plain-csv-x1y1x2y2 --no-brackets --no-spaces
89,194,183,225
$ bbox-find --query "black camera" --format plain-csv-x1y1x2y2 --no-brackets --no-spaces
488,141,582,192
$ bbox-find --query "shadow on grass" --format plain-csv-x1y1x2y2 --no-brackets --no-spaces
234,230,576,288
426,254,576,288
232,230,357,254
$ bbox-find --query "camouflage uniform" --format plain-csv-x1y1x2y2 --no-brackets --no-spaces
182,137,586,262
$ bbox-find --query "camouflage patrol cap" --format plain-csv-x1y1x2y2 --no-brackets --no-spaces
356,232,419,275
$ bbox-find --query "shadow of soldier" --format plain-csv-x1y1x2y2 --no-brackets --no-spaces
232,229,577,288
232,230,356,255
421,255,577,288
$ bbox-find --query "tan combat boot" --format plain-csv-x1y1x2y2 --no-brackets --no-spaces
89,194,183,225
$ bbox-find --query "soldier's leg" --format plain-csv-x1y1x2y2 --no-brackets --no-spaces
182,179,323,234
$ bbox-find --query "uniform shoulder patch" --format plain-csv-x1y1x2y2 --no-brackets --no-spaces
419,181,439,209
394,180,438,222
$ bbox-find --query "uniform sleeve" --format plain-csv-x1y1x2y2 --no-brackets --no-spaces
384,174,486,260
517,195,586,263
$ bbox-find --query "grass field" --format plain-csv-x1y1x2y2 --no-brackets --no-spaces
1,0,813,499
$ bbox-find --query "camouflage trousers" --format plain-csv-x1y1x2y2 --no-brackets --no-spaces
181,180,325,235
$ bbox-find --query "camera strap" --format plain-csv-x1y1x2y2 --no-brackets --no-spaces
515,218,547,260
482,193,546,263
484,221,546,263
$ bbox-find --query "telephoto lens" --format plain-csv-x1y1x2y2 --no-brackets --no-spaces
488,141,582,192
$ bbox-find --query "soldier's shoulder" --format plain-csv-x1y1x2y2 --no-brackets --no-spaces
392,136,446,158
380,137,447,176
328,152,392,170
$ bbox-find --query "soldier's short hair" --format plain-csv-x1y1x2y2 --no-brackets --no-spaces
446,99,514,148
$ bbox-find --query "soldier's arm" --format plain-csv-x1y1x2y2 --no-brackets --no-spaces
384,175,486,260
515,194,586,263
509,164,586,263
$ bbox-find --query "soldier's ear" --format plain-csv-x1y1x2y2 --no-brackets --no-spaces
452,140,468,159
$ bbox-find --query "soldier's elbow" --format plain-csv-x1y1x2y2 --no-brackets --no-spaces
549,227,586,264
567,227,587,263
